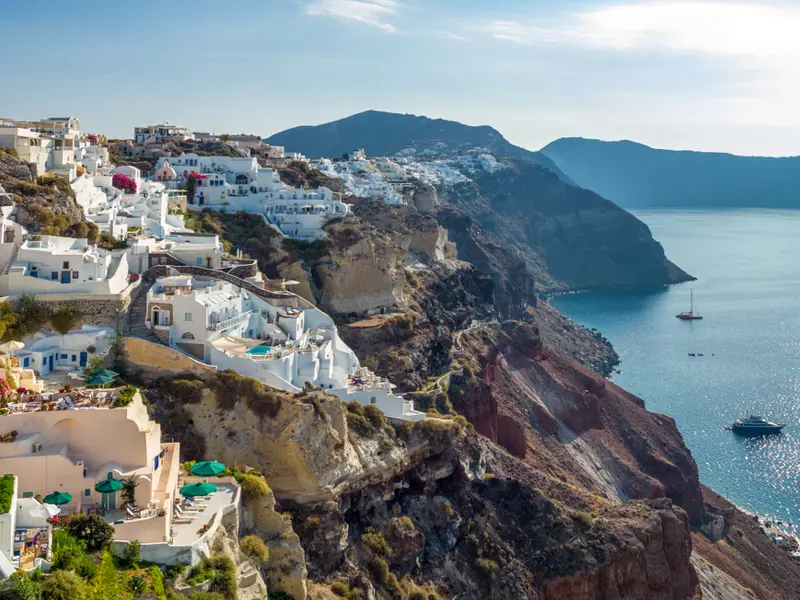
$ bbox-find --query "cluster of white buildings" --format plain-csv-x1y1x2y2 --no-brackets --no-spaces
154,153,351,239
312,149,409,205
145,274,424,421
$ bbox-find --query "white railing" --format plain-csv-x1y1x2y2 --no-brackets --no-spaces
208,311,250,332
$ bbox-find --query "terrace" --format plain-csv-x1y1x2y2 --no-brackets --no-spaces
5,387,126,415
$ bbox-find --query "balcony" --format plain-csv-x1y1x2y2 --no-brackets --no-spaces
208,311,250,332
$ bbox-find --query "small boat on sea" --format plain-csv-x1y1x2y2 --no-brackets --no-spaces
726,415,786,436
677,289,703,320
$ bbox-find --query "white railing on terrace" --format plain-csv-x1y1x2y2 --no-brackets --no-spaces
208,311,251,332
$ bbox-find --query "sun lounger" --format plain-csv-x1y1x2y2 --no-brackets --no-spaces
174,505,198,517
126,505,140,519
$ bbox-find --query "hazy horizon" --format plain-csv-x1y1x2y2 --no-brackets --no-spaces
5,0,800,157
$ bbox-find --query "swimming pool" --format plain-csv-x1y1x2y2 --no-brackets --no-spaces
246,346,272,356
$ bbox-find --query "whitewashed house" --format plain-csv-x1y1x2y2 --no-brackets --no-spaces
0,189,25,274
154,154,351,239
14,325,114,376
144,276,424,420
1,236,130,297
126,233,222,274
134,124,193,144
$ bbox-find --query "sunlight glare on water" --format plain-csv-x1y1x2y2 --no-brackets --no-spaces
552,210,800,532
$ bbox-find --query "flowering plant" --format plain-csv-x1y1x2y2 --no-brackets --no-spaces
112,173,137,194
86,134,98,143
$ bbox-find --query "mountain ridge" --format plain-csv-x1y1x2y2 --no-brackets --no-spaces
541,137,800,209
266,110,573,183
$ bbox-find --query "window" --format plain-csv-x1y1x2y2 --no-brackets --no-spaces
181,332,195,340
371,396,377,405
184,313,192,322
73,271,79,279
60,354,68,359
51,272,58,280
21,491,33,499
71,355,77,362
84,489,91,497
62,261,70,269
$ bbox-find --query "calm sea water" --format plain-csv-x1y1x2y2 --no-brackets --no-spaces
552,210,800,532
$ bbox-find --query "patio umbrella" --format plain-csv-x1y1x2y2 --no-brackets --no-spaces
94,477,123,493
191,461,225,477
93,369,119,379
29,503,60,519
43,491,72,506
86,373,115,387
0,341,24,352
180,482,217,497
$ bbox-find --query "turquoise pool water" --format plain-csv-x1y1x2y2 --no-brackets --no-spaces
246,346,272,356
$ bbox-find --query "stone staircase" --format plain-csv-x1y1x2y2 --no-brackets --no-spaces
2,244,19,275
126,280,165,345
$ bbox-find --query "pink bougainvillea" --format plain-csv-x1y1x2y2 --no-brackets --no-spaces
186,172,207,181
112,172,137,194
86,133,98,143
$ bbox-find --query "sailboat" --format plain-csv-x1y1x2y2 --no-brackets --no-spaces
676,289,703,320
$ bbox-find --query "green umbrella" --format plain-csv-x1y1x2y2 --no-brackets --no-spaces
94,477,122,493
94,369,119,378
86,374,115,387
43,491,72,506
191,461,225,477
180,482,217,497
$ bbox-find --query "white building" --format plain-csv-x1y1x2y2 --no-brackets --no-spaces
312,152,407,205
154,154,350,239
127,233,222,274
135,124,193,145
13,325,114,376
0,476,54,577
0,189,25,274
145,276,424,420
0,117,83,178
1,235,130,297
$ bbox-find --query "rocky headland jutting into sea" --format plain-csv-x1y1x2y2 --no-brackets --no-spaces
0,112,797,599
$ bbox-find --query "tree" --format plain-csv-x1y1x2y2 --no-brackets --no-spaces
41,570,87,600
84,355,106,378
52,530,86,571
49,307,81,336
65,514,115,552
121,476,139,507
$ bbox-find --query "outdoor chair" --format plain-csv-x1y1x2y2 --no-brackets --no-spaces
126,505,140,519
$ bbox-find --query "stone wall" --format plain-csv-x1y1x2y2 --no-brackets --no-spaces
37,297,129,330
151,328,170,345
176,341,204,360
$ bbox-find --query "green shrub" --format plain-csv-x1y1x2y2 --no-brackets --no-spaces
208,555,237,599
113,385,138,408
148,565,166,596
239,535,269,564
331,581,352,597
475,557,498,579
369,557,390,585
52,530,86,571
41,570,87,600
361,529,390,557
65,513,114,552
0,474,15,513
210,370,283,418
123,539,141,568
239,473,270,500
49,307,81,336
160,377,206,403
346,411,373,436
346,401,364,416
363,404,387,429
394,516,414,530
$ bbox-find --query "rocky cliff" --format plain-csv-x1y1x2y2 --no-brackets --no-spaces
438,158,692,294
542,137,800,209
0,149,84,233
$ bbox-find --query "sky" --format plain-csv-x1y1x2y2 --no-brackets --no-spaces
4,0,800,156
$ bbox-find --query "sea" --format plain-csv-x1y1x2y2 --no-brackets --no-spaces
552,209,800,534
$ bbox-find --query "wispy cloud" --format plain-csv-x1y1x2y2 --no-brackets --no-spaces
305,0,401,33
479,2,800,59
433,29,469,42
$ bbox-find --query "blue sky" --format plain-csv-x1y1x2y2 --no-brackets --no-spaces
4,0,800,155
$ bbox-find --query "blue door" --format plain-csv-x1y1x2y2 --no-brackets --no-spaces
80,352,88,367
60,271,70,284
48,355,54,372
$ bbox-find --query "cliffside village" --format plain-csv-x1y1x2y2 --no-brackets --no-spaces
0,116,430,578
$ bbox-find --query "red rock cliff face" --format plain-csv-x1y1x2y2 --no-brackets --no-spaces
537,500,699,600
454,321,707,526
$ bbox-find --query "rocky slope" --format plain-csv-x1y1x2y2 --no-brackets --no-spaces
265,110,571,182
542,137,800,209
437,158,692,294
132,312,800,600
0,149,84,233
